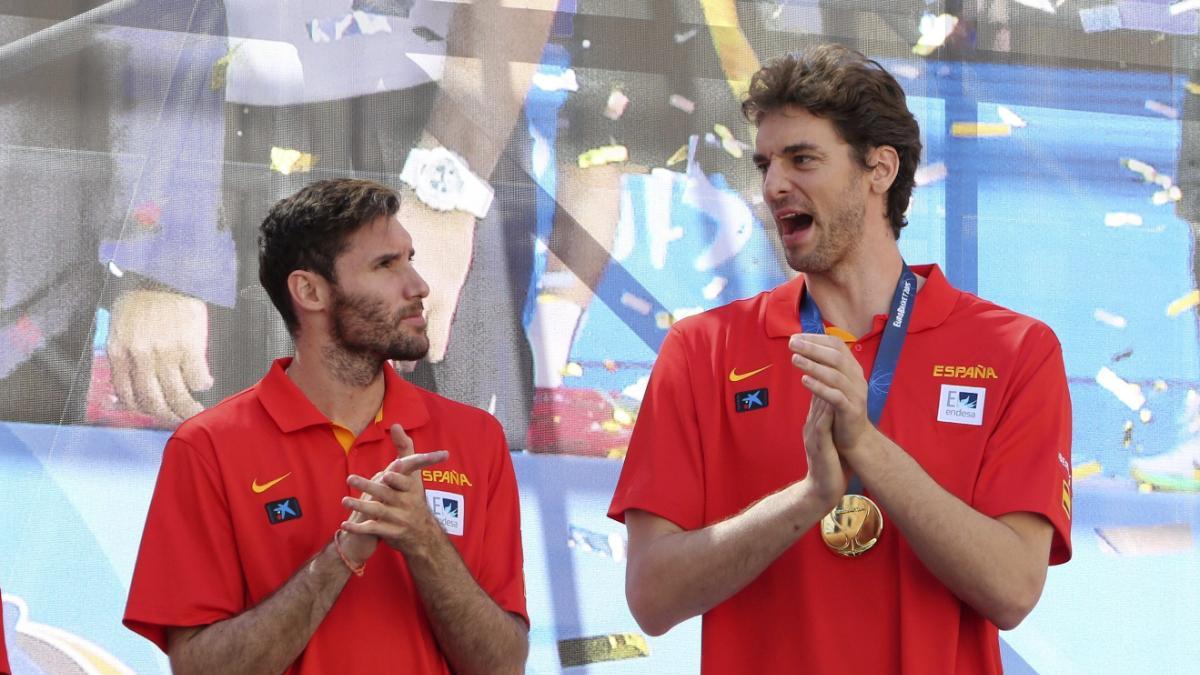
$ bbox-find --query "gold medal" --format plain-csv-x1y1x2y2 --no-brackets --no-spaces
820,494,883,557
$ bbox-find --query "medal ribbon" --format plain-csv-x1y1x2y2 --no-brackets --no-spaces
798,262,917,495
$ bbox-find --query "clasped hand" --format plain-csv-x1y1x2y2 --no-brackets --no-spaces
338,424,449,565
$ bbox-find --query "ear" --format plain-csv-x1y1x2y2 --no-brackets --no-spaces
287,270,331,319
866,145,900,196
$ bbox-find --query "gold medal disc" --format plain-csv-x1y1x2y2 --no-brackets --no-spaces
820,494,883,557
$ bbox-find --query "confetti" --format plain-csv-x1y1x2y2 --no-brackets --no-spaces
890,63,920,80
1104,212,1144,228
562,362,583,378
558,633,649,668
1112,348,1134,362
1123,420,1135,447
622,375,649,401
1152,186,1183,205
411,25,443,42
702,276,728,301
1145,99,1180,119
603,90,630,120
567,524,627,562
713,123,746,158
1166,290,1200,316
1170,0,1200,16
1014,0,1056,12
1096,523,1194,556
613,405,634,426
1121,157,1160,182
1186,81,1200,95
674,28,698,43
270,146,316,175
107,261,124,277
913,13,958,56
655,311,674,330
603,359,618,372
1073,461,1102,480
533,68,579,92
669,94,696,114
666,144,688,167
1153,379,1169,391
1097,366,1146,411
914,162,948,186
950,122,1011,137
996,105,1027,128
133,201,163,227
210,42,243,90
577,144,628,168
1080,5,1123,32
619,292,652,316
1140,408,1153,423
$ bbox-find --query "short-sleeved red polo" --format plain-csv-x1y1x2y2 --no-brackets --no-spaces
609,264,1072,674
124,358,526,674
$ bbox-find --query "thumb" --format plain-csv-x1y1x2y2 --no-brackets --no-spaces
390,423,415,458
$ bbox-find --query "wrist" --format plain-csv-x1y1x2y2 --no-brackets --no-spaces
333,530,368,576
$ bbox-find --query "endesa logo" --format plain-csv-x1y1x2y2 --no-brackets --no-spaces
937,384,987,426
932,364,999,380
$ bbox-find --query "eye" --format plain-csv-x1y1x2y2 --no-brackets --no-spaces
793,155,812,166
754,161,769,174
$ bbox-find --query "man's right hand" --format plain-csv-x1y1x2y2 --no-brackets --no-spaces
108,289,213,426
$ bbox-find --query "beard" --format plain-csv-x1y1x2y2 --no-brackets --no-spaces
328,285,429,364
784,176,866,274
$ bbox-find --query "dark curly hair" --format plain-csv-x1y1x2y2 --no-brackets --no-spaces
258,178,400,334
742,44,922,239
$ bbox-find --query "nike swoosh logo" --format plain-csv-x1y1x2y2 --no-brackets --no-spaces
252,472,292,494
729,365,771,382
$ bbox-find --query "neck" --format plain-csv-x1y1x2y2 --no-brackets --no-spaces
286,340,386,434
804,244,905,338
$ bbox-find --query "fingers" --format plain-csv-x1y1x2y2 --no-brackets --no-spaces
108,348,138,413
180,351,215,392
158,362,204,421
390,423,415,458
131,351,181,425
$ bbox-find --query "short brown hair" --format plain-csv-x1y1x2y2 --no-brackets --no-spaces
742,44,922,238
258,178,400,334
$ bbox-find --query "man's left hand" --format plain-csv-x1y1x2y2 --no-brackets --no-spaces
788,333,875,460
341,424,450,556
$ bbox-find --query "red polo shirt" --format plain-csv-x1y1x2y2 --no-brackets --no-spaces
609,264,1072,674
0,586,8,675
124,359,526,674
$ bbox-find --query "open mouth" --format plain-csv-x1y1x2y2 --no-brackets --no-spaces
777,212,815,235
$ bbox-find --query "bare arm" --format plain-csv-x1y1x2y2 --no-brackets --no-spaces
166,450,447,674
343,425,528,674
165,537,354,675
848,433,1053,630
623,396,847,636
420,0,557,176
792,333,1055,629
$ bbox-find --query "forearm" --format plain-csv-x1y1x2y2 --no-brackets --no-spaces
853,433,1046,629
169,540,352,675
405,535,528,675
626,483,829,636
421,0,556,176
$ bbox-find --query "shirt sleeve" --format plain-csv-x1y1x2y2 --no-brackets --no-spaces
475,418,529,627
123,434,247,651
607,324,707,531
972,323,1073,565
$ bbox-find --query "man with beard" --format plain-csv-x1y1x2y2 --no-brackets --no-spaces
124,179,528,675
608,45,1073,673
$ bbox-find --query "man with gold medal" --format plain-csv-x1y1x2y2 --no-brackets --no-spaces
608,44,1073,674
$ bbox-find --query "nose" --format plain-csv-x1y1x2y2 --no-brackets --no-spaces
407,266,430,300
762,159,791,202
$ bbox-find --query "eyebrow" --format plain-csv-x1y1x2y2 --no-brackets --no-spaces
752,142,822,164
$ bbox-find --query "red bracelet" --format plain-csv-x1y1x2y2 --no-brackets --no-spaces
333,531,366,577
